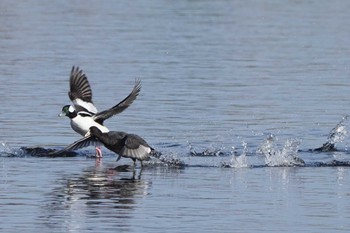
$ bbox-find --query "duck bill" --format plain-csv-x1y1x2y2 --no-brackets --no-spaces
58,112,65,117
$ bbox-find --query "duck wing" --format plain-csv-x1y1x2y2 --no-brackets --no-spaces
93,79,141,124
68,66,98,114
63,135,100,151
120,134,152,160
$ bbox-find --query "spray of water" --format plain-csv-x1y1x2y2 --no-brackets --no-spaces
258,135,304,167
229,140,249,168
328,115,348,144
156,153,186,168
315,115,349,151
0,142,24,157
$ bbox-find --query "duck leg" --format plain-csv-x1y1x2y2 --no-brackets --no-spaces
95,146,103,158
132,158,137,167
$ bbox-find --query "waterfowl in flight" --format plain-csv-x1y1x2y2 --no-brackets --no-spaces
59,66,141,157
64,126,154,166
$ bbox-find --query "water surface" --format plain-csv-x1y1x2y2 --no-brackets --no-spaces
1,0,350,232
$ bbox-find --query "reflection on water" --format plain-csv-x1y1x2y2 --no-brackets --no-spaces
40,163,150,231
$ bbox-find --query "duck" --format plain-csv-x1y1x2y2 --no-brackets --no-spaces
63,126,154,166
59,66,141,157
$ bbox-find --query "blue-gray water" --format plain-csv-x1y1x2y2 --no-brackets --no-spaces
1,1,350,232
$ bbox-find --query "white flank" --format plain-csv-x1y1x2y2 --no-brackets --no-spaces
71,115,109,136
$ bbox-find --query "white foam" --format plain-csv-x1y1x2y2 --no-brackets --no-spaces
258,135,304,167
230,141,248,168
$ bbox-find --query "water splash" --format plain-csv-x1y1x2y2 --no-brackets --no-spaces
328,115,348,144
154,152,186,168
230,141,248,168
0,142,24,157
258,135,304,167
221,139,249,168
188,142,225,157
147,148,186,168
314,115,349,152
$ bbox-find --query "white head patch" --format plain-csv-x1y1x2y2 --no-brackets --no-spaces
68,105,76,113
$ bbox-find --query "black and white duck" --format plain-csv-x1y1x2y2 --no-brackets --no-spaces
59,66,141,157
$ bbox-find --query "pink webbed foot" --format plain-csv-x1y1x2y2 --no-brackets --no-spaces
95,146,103,158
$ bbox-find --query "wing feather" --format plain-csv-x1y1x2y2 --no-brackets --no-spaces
68,66,98,113
119,134,152,160
93,79,141,123
125,134,150,149
63,135,100,151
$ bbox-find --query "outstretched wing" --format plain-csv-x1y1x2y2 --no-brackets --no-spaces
93,79,141,124
63,135,100,151
68,66,98,114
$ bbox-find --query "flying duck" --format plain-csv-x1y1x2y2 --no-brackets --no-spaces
63,126,154,166
60,66,141,157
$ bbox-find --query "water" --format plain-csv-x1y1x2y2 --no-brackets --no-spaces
1,0,350,232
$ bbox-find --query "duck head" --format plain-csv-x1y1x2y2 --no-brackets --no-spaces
59,105,77,118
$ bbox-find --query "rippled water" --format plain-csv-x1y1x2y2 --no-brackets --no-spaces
1,0,350,232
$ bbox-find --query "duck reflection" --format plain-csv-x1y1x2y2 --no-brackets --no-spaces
41,163,151,231
69,165,146,201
